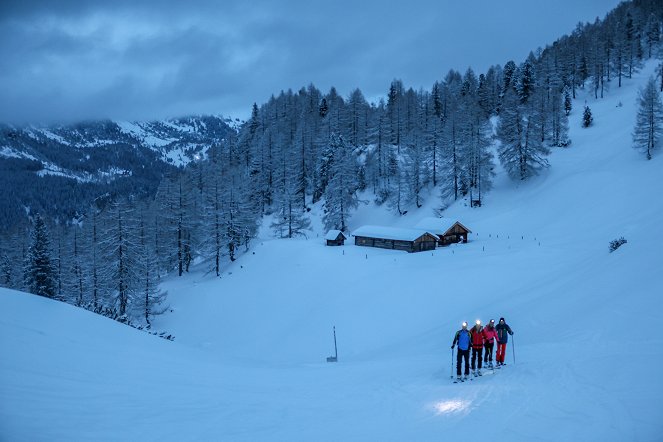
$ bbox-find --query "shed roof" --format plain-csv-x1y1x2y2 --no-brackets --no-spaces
352,225,439,241
414,217,472,235
325,230,347,241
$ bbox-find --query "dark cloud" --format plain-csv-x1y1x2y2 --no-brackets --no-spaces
0,0,621,124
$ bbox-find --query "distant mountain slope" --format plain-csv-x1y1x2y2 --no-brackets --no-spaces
0,115,238,229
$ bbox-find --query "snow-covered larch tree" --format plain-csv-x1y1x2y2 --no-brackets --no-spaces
633,77,663,160
98,200,139,317
497,88,550,180
322,134,358,231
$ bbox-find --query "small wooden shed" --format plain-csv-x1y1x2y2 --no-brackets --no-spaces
325,230,347,246
352,225,439,253
414,217,472,246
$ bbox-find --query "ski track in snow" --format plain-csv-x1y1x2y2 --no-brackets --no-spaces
1,61,663,441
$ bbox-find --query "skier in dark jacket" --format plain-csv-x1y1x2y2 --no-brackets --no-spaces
469,320,484,376
451,322,471,381
495,317,513,366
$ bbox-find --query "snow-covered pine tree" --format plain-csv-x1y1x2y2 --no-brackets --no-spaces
583,105,593,127
0,230,24,290
517,56,536,104
322,134,358,231
497,88,550,180
633,77,663,160
24,214,56,298
502,60,518,97
429,82,444,187
1,250,12,288
563,85,573,115
387,80,405,151
346,89,370,148
485,65,504,115
625,12,636,79
645,13,661,59
53,226,64,301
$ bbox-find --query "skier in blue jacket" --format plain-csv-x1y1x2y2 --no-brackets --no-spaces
451,321,471,381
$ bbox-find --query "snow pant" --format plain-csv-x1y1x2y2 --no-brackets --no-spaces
456,349,470,376
496,343,507,363
471,347,483,370
484,342,494,363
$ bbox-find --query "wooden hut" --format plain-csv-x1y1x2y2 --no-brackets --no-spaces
414,218,472,246
325,230,347,246
352,225,439,253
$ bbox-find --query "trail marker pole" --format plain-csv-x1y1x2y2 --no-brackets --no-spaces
327,326,338,363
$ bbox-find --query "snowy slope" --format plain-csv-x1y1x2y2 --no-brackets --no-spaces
2,62,663,441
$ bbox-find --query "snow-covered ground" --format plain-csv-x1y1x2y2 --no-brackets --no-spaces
2,62,663,441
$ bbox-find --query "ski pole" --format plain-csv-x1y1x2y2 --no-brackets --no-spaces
511,335,516,365
450,348,454,379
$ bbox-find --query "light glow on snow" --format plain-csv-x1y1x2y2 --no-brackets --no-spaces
432,399,470,415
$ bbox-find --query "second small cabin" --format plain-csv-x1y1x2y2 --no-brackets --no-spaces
325,230,347,246
414,218,472,246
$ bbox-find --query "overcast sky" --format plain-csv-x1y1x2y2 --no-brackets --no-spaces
0,0,621,125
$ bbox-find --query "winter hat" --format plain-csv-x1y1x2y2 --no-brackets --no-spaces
499,317,505,322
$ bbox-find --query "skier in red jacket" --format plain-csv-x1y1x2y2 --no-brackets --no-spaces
482,319,499,369
469,320,484,376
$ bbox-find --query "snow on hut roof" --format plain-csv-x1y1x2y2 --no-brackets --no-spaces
324,230,347,240
352,225,439,241
414,217,472,234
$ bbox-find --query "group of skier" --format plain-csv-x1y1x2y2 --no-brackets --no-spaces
451,317,513,382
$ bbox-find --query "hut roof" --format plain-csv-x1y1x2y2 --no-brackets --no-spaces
352,225,439,241
325,230,347,241
414,217,472,235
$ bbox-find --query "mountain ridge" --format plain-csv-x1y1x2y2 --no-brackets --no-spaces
0,114,239,229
